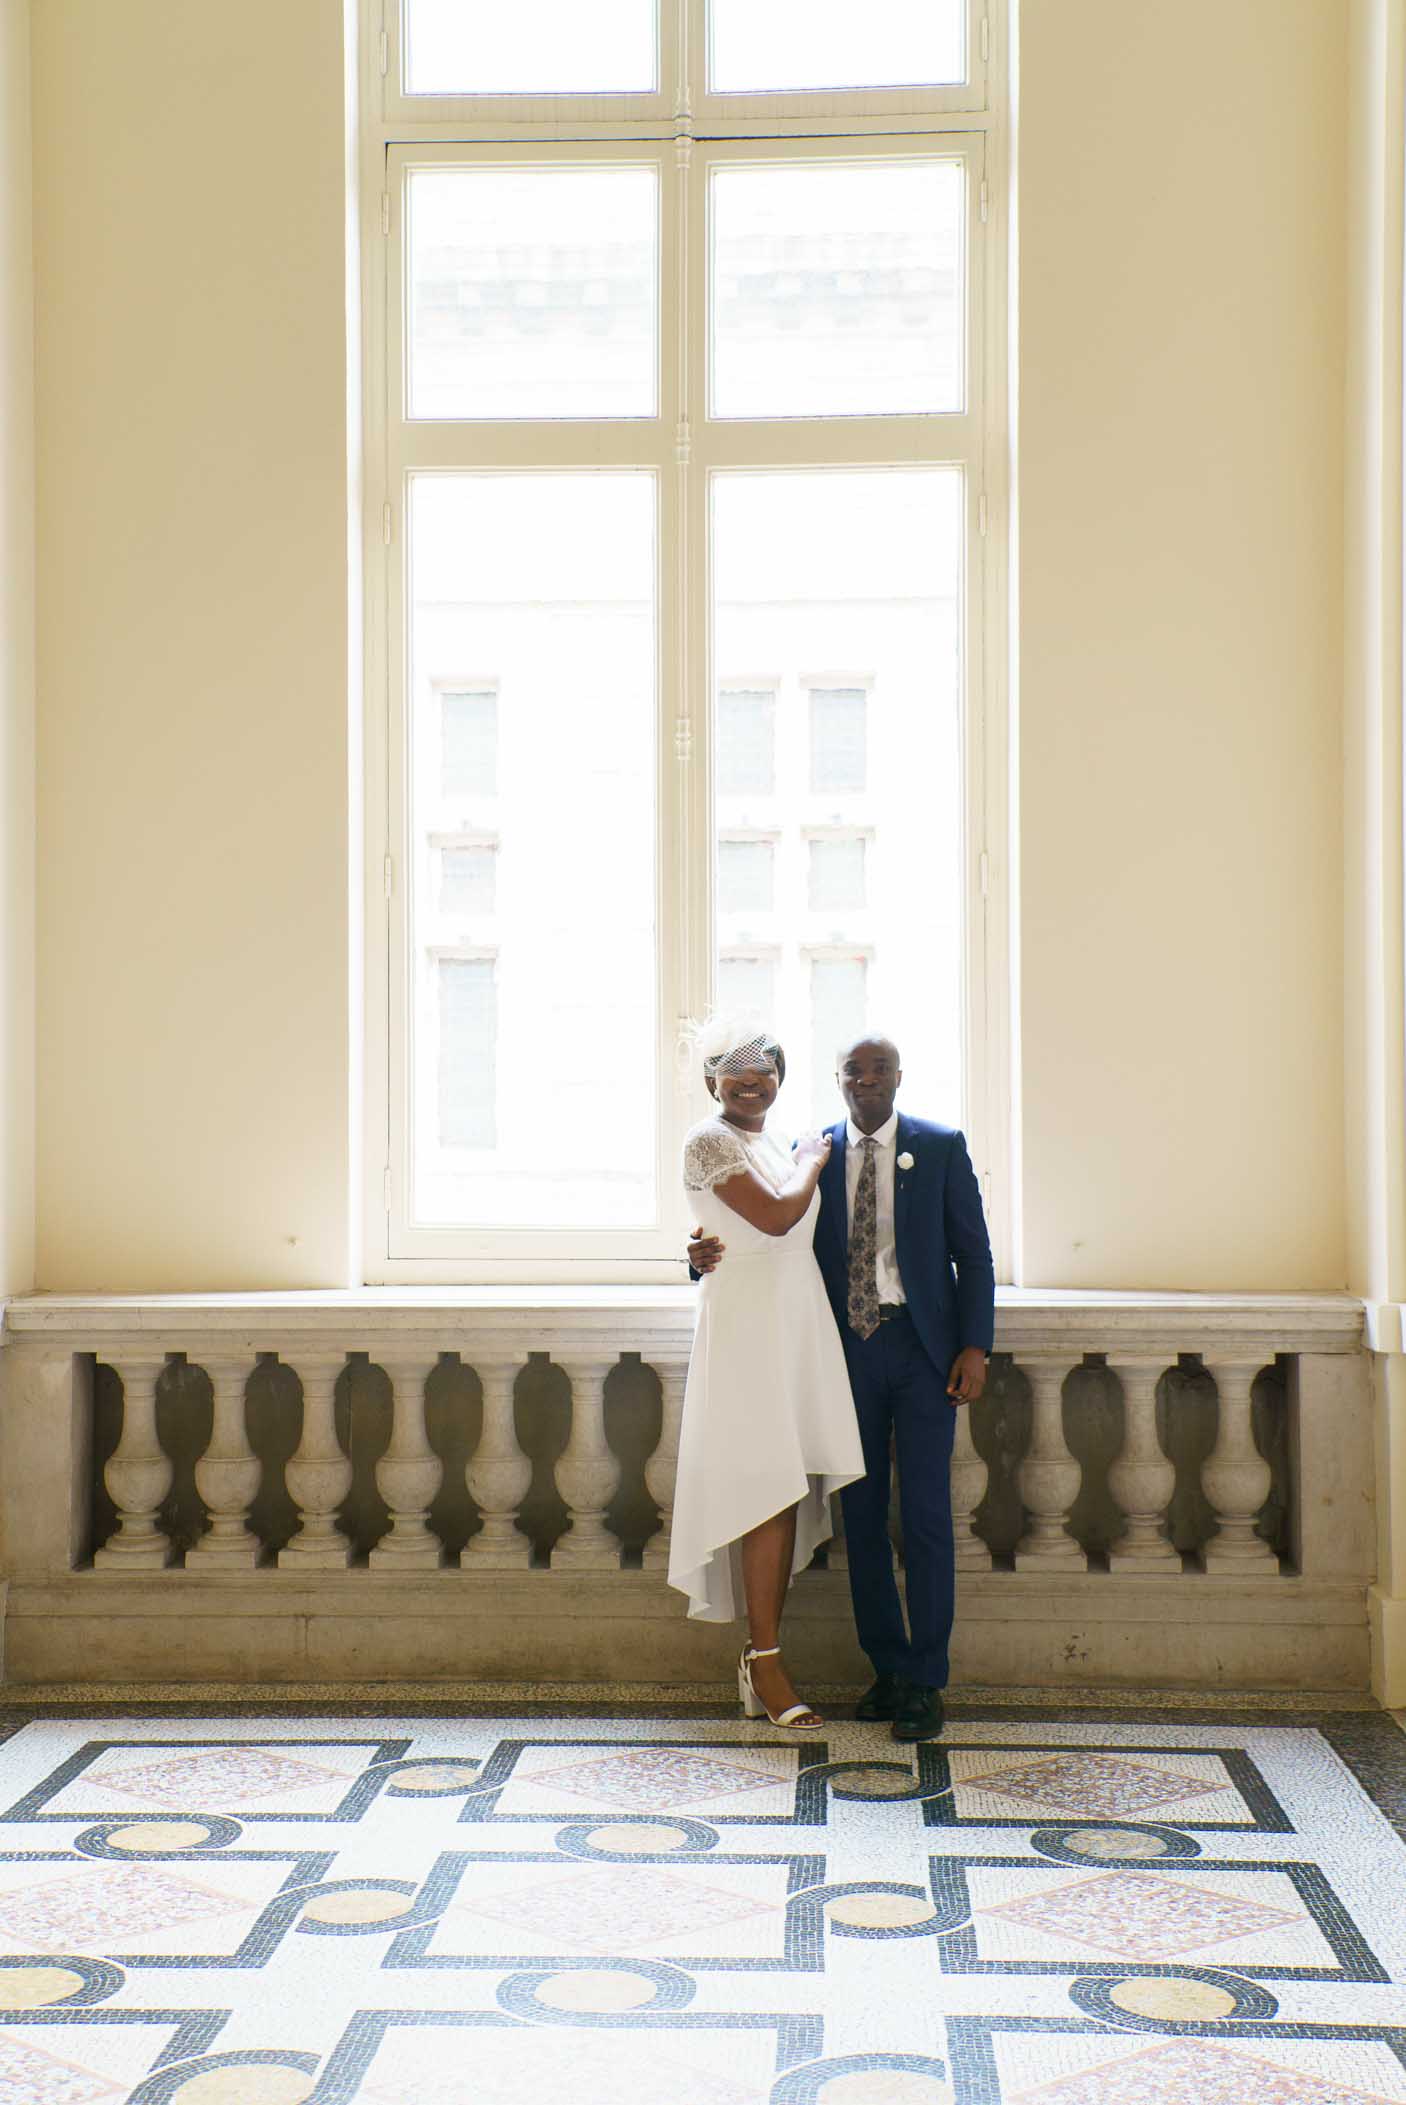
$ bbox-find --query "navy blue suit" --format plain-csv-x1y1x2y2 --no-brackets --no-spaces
812,1115,995,1689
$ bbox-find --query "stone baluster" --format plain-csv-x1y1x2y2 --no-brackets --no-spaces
94,1355,175,1569
370,1357,445,1569
950,1396,993,1572
186,1355,262,1568
278,1356,353,1569
552,1357,623,1569
462,1360,532,1568
1014,1360,1085,1571
1202,1359,1277,1571
642,1364,685,1571
1106,1359,1179,1570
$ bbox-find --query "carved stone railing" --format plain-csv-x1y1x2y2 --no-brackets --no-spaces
0,1289,1371,1689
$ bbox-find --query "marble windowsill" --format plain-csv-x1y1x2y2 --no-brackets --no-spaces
0,1285,1366,1355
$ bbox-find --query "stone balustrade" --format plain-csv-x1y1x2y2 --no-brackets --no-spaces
0,1288,1373,1689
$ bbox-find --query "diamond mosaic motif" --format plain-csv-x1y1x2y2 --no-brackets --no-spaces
1015,2038,1396,2105
92,1747,347,1807
0,2036,120,2104
980,1868,1302,1960
455,1864,777,1952
960,1751,1234,1817
523,1747,785,1811
0,1865,243,1953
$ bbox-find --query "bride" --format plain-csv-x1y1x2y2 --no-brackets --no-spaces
668,1018,864,1730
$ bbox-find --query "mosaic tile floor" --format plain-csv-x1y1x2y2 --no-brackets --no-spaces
0,1695,1398,2102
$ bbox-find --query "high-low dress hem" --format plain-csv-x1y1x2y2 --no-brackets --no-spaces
667,1117,866,1625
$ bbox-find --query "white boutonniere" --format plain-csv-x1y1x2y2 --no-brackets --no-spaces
897,1151,914,1171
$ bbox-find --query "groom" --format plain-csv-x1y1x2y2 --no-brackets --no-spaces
689,1036,996,1742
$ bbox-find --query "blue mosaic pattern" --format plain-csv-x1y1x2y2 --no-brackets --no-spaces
0,1704,1394,2101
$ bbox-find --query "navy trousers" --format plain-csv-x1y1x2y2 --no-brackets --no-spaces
839,1310,956,1690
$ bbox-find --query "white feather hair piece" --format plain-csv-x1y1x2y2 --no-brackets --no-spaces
681,1010,784,1080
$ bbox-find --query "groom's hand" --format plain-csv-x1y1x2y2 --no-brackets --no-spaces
947,1346,987,1405
687,1228,724,1273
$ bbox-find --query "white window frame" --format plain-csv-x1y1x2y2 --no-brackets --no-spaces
359,0,1011,1282
380,0,992,136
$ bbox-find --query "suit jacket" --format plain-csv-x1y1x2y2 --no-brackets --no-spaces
812,1113,996,1378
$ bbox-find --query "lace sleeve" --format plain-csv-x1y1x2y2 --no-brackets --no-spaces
682,1120,752,1193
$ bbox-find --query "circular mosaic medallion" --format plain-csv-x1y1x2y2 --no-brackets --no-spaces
301,1888,413,1926
828,1766,919,1800
825,1893,935,1931
1061,1828,1168,1859
1108,1977,1237,2020
584,1823,692,1853
104,1821,213,1853
533,1969,658,2013
817,2073,949,2104
0,1966,88,2009
387,1762,479,1794
170,2070,315,2104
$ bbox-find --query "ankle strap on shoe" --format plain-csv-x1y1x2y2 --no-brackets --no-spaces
747,1645,781,1659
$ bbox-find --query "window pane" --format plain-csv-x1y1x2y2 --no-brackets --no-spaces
410,474,656,1228
441,692,497,798
404,0,657,96
811,955,868,1127
439,844,497,917
718,955,777,1017
711,160,963,418
810,688,867,793
709,0,964,93
438,959,496,1147
809,836,866,911
718,839,775,914
409,167,657,420
717,689,775,795
713,469,964,1129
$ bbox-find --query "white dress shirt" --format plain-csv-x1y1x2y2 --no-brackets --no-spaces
844,1110,905,1305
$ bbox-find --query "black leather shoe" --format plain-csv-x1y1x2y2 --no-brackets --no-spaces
855,1672,901,1722
891,1681,945,1742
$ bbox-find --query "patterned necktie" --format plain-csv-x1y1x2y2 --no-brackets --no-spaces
847,1137,880,1340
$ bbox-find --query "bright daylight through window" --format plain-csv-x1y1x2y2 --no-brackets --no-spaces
370,0,999,1269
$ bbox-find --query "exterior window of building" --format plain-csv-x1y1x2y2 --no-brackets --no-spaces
440,690,498,801
809,685,868,795
716,689,776,798
438,841,497,918
718,837,775,916
718,952,778,1020
810,952,870,1127
808,834,867,913
437,955,497,1148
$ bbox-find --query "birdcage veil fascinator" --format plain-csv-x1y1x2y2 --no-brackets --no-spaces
681,1013,788,1090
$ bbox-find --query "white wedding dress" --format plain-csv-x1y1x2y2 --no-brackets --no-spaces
668,1116,865,1622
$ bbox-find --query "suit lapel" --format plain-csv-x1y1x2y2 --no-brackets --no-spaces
820,1119,848,1257
893,1111,916,1263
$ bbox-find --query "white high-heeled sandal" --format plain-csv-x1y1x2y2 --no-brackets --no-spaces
738,1644,823,1730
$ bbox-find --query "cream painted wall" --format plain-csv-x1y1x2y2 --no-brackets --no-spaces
1344,0,1405,1315
1016,0,1348,1288
32,0,352,1289
27,0,1354,1292
1342,0,1406,1705
0,0,35,1298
